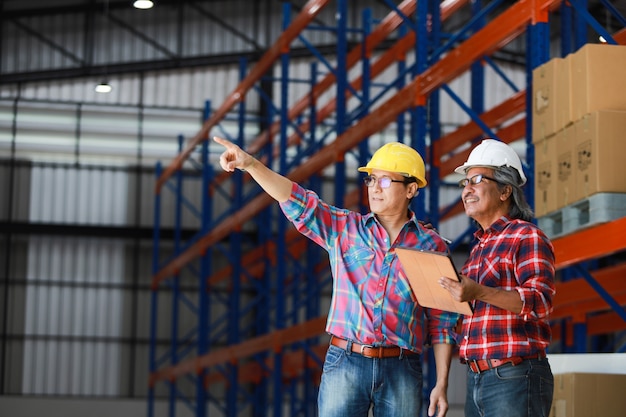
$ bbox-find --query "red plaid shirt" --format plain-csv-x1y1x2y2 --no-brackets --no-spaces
459,216,555,360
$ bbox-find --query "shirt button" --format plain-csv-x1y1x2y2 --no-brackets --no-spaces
464,336,469,340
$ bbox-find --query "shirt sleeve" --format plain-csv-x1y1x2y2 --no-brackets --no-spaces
278,182,348,250
425,307,460,345
515,226,556,321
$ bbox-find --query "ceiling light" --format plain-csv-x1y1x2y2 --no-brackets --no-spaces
133,0,154,9
95,81,113,94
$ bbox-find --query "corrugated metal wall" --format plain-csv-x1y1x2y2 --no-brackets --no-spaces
20,167,147,395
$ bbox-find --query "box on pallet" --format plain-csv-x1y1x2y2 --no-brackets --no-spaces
533,136,557,217
550,373,626,417
573,110,626,201
569,43,626,122
554,125,576,210
532,57,571,142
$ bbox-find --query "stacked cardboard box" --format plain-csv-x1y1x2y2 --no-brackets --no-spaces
532,44,626,219
549,373,626,417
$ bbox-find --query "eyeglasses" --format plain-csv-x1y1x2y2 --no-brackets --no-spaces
458,174,500,188
363,175,407,189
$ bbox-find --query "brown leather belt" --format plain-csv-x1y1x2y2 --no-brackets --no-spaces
330,336,417,359
466,353,545,373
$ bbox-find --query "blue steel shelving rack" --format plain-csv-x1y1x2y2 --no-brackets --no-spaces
148,1,418,416
149,1,626,416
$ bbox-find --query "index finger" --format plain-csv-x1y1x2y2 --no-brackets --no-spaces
213,136,232,148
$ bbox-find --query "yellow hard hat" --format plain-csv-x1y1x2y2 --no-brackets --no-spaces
358,142,427,187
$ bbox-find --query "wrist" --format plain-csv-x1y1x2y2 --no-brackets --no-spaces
240,157,256,172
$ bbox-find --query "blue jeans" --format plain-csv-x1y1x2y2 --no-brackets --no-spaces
465,358,554,417
318,343,423,417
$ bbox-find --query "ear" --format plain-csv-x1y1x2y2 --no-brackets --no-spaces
500,185,513,201
407,183,419,199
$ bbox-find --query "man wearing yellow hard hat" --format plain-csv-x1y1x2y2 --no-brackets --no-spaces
214,137,458,417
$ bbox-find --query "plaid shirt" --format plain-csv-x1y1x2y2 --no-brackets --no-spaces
280,182,459,353
459,216,555,360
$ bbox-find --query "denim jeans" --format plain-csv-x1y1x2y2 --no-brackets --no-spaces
465,357,554,417
317,343,423,417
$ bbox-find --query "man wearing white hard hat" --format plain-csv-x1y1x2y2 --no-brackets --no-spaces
439,139,556,417
214,137,459,417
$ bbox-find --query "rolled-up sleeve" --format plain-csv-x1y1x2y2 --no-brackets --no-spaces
426,308,460,345
515,229,556,321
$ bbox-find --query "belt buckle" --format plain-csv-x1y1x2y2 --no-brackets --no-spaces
469,360,482,373
360,343,374,356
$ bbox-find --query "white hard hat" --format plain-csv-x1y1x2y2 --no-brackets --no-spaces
454,139,527,185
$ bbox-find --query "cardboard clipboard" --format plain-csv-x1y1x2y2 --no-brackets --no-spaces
395,247,473,315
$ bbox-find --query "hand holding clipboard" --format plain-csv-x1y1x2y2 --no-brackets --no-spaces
395,247,473,315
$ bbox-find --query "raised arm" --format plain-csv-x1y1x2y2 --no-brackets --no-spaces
213,136,293,203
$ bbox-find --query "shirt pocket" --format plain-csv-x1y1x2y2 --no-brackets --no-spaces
478,255,516,288
339,242,375,275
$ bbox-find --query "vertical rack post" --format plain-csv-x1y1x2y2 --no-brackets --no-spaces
148,161,163,417
427,0,442,229
169,135,185,417
333,0,348,207
410,0,429,220
197,100,213,417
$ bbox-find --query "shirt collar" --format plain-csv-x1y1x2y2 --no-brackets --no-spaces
474,215,510,239
364,209,419,228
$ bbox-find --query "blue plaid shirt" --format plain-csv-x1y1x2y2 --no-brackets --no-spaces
280,183,459,353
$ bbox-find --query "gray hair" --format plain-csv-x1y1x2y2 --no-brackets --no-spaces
492,166,534,222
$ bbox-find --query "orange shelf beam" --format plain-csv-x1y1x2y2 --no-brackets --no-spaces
554,264,626,306
150,316,326,385
586,311,626,335
551,263,626,319
204,344,327,386
552,216,626,270
614,27,626,45
551,311,626,344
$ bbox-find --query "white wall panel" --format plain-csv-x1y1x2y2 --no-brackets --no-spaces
22,164,127,394
22,237,125,395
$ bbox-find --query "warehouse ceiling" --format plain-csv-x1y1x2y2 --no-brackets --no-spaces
1,0,624,85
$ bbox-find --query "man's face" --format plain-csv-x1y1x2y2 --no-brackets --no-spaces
460,167,508,227
366,169,416,216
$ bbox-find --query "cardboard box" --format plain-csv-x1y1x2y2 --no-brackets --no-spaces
550,373,626,417
532,58,572,142
534,135,557,217
573,110,626,201
554,125,576,209
569,43,626,122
